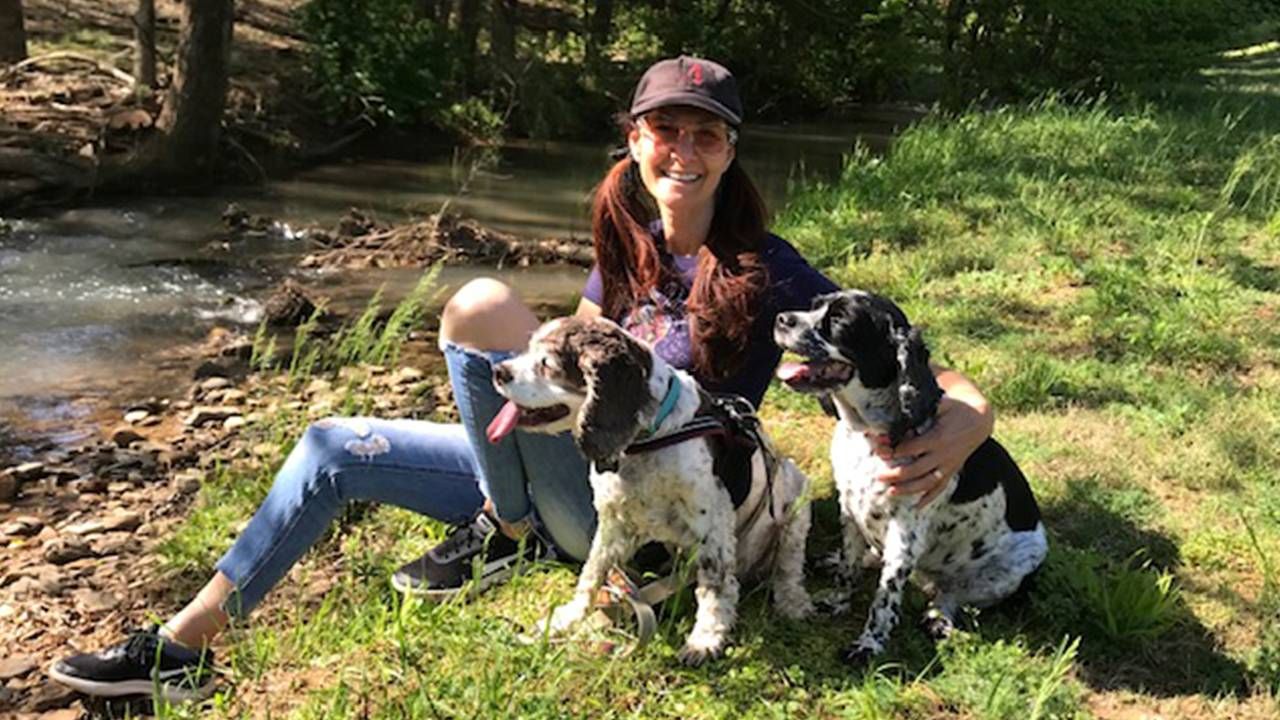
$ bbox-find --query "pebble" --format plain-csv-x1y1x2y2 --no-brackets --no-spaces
123,409,150,424
11,462,45,481
63,510,141,536
391,366,425,385
29,682,77,711
0,655,36,680
110,425,146,447
223,415,247,431
184,405,239,427
42,537,93,565
1,517,44,537
73,588,120,614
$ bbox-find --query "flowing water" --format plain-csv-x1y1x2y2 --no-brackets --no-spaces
0,116,905,446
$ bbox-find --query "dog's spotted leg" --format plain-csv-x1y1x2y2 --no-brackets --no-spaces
679,521,739,666
920,595,960,640
840,514,928,666
542,519,631,636
771,497,815,620
816,515,868,615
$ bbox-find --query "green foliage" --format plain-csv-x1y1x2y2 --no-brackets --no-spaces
930,633,1084,719
1038,548,1182,644
300,0,460,125
940,0,1265,103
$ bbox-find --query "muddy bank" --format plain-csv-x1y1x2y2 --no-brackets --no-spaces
0,321,457,715
241,205,594,271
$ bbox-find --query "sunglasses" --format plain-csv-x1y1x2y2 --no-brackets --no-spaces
638,114,738,154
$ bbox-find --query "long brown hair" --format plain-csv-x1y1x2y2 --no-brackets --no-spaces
590,139,769,381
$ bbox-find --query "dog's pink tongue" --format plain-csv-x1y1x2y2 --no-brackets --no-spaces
776,362,811,383
486,401,522,443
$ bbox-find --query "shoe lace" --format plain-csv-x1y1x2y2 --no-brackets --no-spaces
122,630,158,665
435,518,489,558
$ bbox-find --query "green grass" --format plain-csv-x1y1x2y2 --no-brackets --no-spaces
154,48,1280,719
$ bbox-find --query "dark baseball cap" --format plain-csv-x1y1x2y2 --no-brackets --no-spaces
629,56,743,126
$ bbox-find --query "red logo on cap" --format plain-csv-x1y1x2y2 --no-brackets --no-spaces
688,63,704,86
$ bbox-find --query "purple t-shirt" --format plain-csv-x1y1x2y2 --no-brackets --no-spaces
582,232,838,407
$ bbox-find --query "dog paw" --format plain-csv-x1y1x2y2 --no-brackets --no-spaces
539,598,589,636
678,633,726,666
837,642,879,668
774,588,815,620
920,609,955,641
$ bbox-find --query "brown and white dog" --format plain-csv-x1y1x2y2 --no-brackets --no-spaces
774,290,1046,666
487,316,814,664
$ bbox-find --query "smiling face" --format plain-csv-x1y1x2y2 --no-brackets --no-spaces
628,106,736,219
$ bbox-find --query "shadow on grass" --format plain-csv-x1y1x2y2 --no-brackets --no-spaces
735,490,1249,701
1029,480,1250,697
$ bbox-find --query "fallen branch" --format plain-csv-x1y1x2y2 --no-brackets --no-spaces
2,51,136,86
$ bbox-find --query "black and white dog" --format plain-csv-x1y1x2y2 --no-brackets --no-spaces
773,290,1046,665
487,316,814,665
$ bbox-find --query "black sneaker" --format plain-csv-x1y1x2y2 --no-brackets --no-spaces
48,626,215,702
392,510,551,600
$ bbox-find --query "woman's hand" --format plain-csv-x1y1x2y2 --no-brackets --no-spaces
872,368,994,508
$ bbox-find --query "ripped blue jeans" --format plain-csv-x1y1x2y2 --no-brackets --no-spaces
214,343,594,616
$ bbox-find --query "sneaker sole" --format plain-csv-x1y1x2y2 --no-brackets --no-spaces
391,562,520,601
48,662,214,703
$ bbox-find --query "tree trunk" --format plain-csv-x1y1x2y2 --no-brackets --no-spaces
584,0,613,71
457,0,481,87
0,0,27,64
145,0,234,181
490,0,516,73
133,0,157,89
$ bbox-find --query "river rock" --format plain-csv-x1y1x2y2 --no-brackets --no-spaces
193,360,230,380
73,588,121,614
110,425,146,447
265,278,325,326
10,462,45,482
1,516,43,537
221,389,247,405
90,532,138,557
63,510,141,536
185,406,239,427
223,415,246,431
124,409,151,424
0,472,15,501
0,655,36,680
173,469,203,495
43,537,94,565
200,377,233,393
390,366,425,386
70,476,108,494
30,681,77,711
40,709,83,720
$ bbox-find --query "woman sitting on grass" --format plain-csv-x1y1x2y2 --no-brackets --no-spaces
50,56,997,702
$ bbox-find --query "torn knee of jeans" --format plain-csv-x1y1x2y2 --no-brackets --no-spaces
344,434,391,460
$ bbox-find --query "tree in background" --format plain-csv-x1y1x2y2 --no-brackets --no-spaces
133,0,158,90
0,0,27,64
296,0,1274,138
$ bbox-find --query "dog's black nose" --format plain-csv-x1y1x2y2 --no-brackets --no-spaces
493,363,513,386
776,312,797,330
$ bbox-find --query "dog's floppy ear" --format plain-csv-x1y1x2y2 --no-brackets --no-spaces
894,326,942,433
574,329,654,469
